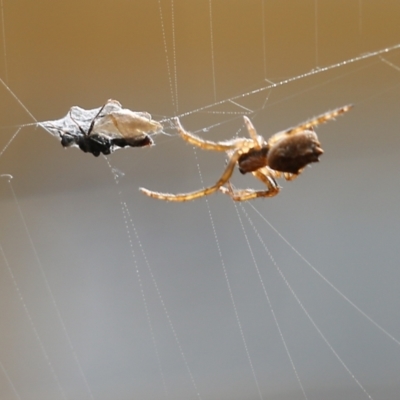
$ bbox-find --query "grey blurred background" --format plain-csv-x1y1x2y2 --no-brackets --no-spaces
0,1,400,399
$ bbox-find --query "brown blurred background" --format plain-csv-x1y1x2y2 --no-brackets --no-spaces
0,1,400,399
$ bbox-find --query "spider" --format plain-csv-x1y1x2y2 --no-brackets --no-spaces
139,104,353,202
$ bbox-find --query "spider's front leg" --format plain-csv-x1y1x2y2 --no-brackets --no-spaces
174,118,238,152
140,149,242,202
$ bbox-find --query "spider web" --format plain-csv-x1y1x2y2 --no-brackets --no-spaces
1,1,400,400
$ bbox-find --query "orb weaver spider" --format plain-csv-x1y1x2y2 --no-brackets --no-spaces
140,105,353,201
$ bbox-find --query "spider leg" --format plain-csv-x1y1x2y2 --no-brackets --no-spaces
174,117,238,152
253,169,280,192
268,104,353,146
219,168,280,201
140,149,241,202
243,116,263,149
282,170,301,181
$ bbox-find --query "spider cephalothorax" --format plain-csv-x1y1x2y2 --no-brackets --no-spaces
237,145,269,174
140,105,352,202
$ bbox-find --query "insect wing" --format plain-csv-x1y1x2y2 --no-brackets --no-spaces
93,109,161,148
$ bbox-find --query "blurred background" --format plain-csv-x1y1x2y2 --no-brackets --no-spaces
0,1,400,399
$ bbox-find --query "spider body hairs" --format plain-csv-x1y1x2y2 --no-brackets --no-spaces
140,105,353,202
41,99,161,157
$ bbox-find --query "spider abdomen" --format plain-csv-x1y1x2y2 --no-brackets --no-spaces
267,131,323,174
238,146,269,174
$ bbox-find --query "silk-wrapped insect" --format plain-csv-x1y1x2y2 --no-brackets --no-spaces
40,99,162,157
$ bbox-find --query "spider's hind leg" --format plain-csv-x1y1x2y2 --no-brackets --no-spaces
278,104,353,138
